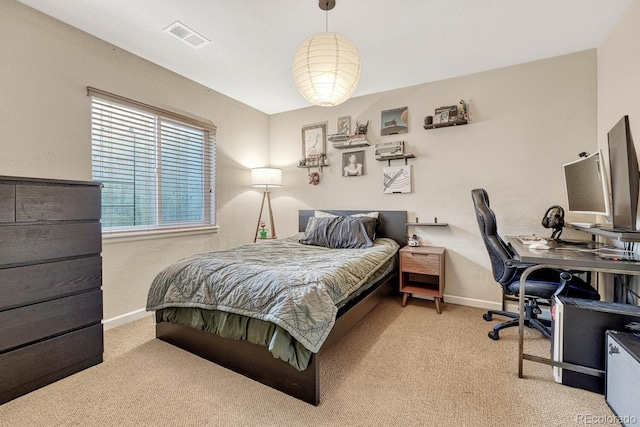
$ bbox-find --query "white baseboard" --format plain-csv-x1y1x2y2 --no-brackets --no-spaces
102,308,152,331
410,294,502,311
417,295,550,320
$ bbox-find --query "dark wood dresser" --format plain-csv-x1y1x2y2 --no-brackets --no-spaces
0,176,103,404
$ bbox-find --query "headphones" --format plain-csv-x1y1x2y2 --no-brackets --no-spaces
541,205,565,240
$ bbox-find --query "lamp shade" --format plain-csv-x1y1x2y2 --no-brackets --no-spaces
251,167,282,187
292,32,361,107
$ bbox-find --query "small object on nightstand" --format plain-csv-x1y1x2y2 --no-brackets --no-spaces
400,246,446,313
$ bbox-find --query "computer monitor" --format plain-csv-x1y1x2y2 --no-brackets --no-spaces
563,150,611,216
607,115,639,231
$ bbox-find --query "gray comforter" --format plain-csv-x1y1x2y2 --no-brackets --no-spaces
146,233,399,352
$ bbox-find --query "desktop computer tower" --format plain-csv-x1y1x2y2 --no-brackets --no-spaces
605,331,640,426
552,296,640,394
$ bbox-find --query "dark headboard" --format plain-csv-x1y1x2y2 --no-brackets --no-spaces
298,210,408,246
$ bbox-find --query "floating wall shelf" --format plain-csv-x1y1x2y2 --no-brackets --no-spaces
376,153,415,166
297,164,328,173
423,119,467,130
332,140,370,149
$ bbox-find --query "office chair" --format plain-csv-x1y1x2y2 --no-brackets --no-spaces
471,188,600,340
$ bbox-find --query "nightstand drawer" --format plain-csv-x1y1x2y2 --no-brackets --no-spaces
401,251,440,275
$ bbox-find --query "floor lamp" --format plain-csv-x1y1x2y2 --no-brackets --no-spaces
251,167,282,242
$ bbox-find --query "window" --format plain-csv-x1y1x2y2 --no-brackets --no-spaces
88,88,216,233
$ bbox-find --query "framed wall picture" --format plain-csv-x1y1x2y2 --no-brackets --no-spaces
381,107,409,136
343,150,365,177
302,122,327,158
337,115,351,135
383,165,412,193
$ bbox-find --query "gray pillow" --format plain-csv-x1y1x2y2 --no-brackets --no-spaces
300,216,377,249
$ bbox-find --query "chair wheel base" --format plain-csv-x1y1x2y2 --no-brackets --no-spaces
488,330,500,340
483,313,492,321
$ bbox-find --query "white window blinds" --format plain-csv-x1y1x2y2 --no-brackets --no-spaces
88,88,216,232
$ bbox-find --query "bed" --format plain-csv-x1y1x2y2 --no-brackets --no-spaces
147,209,407,405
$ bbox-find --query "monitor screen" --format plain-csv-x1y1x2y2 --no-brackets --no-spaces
607,115,639,231
563,150,611,216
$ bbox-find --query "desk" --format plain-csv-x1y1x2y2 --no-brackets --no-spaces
569,223,640,242
506,236,640,378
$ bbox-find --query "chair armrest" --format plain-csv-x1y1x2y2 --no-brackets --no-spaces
552,271,573,297
504,259,536,270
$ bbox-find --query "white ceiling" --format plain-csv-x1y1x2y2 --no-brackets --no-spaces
17,0,634,115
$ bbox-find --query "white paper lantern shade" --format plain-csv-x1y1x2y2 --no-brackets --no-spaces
292,32,361,107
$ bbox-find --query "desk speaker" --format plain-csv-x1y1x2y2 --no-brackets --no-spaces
605,331,640,426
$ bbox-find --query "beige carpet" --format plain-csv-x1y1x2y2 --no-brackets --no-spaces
0,297,617,426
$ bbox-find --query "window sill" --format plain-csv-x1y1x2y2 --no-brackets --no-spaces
102,225,219,244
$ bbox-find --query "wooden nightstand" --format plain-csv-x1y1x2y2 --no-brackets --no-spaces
399,246,446,313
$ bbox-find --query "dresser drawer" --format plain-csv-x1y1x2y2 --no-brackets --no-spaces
401,251,441,275
0,290,102,353
0,324,103,404
0,256,102,310
0,222,101,266
16,184,101,222
0,184,15,223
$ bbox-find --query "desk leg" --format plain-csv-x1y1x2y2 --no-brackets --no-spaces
509,240,640,379
518,264,546,378
518,271,526,377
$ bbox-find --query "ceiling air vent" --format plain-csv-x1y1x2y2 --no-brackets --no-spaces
164,21,210,49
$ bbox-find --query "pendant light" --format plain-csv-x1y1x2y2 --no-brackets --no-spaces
292,0,361,107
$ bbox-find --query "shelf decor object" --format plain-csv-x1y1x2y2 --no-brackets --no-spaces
424,100,469,129
330,119,370,149
343,151,365,177
337,115,351,135
297,153,329,174
383,165,412,193
302,122,327,159
381,107,408,136
251,167,282,242
423,118,468,130
329,133,370,149
292,0,361,107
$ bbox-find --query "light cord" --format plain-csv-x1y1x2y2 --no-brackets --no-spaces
325,5,328,32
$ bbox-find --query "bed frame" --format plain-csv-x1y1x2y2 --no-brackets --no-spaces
155,210,407,405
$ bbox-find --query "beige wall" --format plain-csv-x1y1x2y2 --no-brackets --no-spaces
597,0,640,299
6,0,637,323
598,0,640,161
0,0,270,324
270,51,599,308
